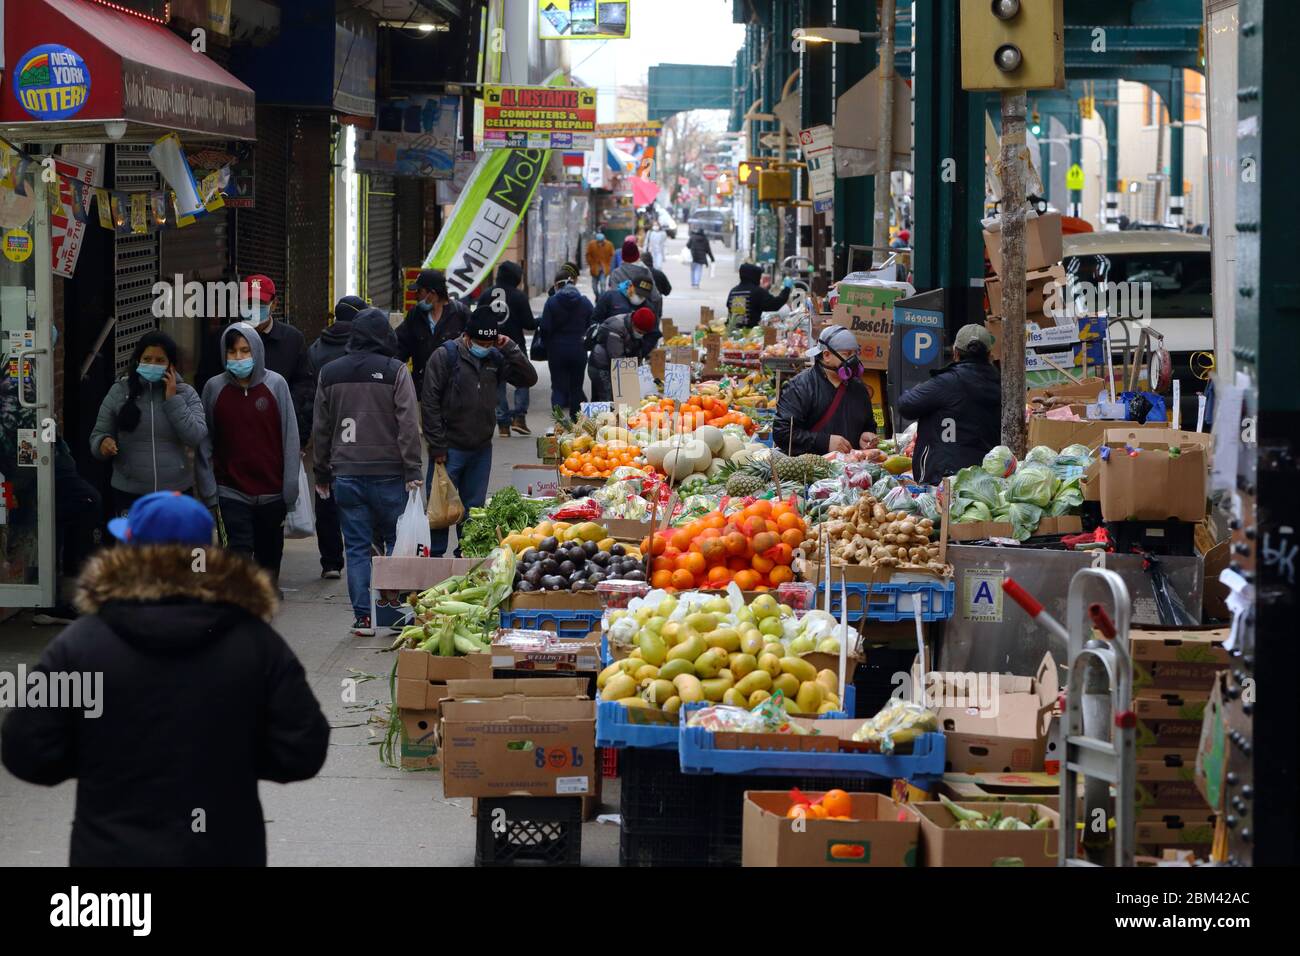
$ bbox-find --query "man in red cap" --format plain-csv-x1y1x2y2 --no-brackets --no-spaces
587,306,658,402
606,237,663,318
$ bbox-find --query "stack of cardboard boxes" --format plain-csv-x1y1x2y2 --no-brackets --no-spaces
981,211,1066,366
1131,629,1229,859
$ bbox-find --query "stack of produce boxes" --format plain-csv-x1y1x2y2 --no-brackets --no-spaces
1131,628,1230,859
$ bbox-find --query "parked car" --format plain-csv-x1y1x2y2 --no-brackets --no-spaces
1062,230,1212,425
688,208,731,247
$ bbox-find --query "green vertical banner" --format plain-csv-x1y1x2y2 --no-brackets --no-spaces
423,72,566,297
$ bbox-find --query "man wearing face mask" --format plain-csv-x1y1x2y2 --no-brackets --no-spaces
585,231,614,295
591,272,656,328
607,238,663,318
240,275,314,442
773,325,878,456
395,269,468,400
421,302,538,557
588,307,658,402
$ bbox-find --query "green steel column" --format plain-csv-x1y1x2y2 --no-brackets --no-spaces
800,0,834,126
912,0,985,329
832,0,876,275
1168,67,1186,226
1068,106,1083,217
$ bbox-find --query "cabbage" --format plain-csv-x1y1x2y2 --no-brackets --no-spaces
1046,497,1074,517
953,465,1004,510
1007,503,1045,540
1050,476,1084,513
1056,443,1094,467
956,500,993,523
1025,445,1058,466
982,445,1018,478
1006,463,1057,508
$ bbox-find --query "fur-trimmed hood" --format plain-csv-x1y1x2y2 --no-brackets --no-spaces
75,545,278,653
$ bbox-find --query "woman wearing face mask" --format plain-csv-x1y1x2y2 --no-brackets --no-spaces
90,331,208,517
773,325,878,456
587,307,658,402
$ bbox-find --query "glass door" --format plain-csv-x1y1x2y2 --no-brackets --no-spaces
0,171,55,607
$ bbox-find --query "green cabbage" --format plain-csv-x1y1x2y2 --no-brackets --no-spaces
982,445,1018,478
956,500,993,523
1008,503,1045,540
953,465,1004,511
1006,463,1057,508
1025,445,1058,466
1056,443,1094,467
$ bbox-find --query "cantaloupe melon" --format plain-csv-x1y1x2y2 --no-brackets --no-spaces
661,449,696,480
694,425,725,456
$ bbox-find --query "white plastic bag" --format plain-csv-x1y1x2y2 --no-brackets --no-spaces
393,488,432,557
709,262,716,279
678,245,691,265
284,462,315,538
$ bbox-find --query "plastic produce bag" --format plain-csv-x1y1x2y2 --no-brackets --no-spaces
426,462,465,530
870,475,899,499
395,488,433,556
284,462,316,539
882,484,917,514
982,445,1018,478
1055,443,1094,467
1006,463,1057,508
915,492,942,523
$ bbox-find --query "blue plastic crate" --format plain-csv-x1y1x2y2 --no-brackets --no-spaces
499,607,603,638
814,579,955,623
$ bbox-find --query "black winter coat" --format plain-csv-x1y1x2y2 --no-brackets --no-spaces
539,285,594,361
897,359,1002,486
726,263,790,329
308,320,353,373
688,231,715,264
773,366,876,456
395,299,469,399
0,545,329,866
588,313,657,372
486,261,537,350
421,338,538,456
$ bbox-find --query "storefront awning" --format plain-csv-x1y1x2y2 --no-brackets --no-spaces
0,0,255,143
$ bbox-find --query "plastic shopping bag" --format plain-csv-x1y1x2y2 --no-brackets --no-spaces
678,245,691,265
426,462,464,530
284,462,316,538
394,488,433,556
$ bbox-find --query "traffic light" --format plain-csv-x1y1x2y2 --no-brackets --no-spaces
757,169,792,202
737,158,766,185
960,0,1065,92
1030,109,1042,135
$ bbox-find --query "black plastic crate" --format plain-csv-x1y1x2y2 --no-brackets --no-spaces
706,775,889,867
1105,520,1198,557
853,646,918,718
619,829,709,867
475,797,583,867
619,747,711,836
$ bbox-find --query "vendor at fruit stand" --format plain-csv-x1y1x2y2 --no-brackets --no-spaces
773,325,877,456
726,263,793,329
895,324,1001,485
587,307,659,402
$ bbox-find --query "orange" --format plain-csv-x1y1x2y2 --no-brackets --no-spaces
765,519,780,534
743,516,767,537
652,555,675,574
822,789,852,818
670,529,693,553
771,501,795,519
753,584,770,592
670,569,695,590
723,532,749,556
699,527,722,540
751,554,775,575
807,803,829,820
704,513,726,530
769,565,794,585
727,556,751,573
781,528,806,549
662,546,681,561
749,499,773,517
706,566,731,587
699,539,727,564
733,569,760,591
676,552,706,577
752,531,780,554
772,543,794,566
777,511,804,533
786,804,809,820
650,569,674,589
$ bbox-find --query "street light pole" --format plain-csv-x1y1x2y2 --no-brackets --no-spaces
872,0,897,264
999,90,1029,458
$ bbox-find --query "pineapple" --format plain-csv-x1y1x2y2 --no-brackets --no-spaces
726,473,766,498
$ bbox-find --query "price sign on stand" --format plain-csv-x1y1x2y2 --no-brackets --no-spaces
636,363,656,397
663,363,690,402
612,357,642,410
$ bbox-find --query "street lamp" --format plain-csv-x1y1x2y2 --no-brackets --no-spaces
792,27,873,46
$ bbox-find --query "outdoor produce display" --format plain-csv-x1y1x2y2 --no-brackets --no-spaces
801,495,945,572
390,548,516,653
950,443,1094,539
938,794,1054,831
641,498,809,590
459,488,551,558
601,587,851,715
850,699,940,752
561,441,646,479
514,536,645,592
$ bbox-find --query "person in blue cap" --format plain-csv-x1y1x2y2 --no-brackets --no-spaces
0,491,330,867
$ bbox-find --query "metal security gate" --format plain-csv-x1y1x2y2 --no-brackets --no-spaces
113,145,161,376
364,172,396,312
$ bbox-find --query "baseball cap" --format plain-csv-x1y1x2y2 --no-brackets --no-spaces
631,307,657,333
409,269,448,297
108,491,214,546
954,323,996,353
810,324,860,357
629,275,654,296
242,274,275,303
468,302,502,341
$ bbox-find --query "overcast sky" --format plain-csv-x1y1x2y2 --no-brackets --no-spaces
568,0,746,127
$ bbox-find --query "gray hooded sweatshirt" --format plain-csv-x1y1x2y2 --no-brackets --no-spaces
90,372,207,495
195,323,301,508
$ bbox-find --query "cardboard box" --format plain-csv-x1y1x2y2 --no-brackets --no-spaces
1027,416,1111,452
1134,692,1210,753
648,348,666,380
1130,630,1229,692
1093,429,1211,522
915,801,1061,866
831,281,911,369
983,211,1063,276
662,319,678,340
395,649,493,712
511,464,562,498
601,518,652,542
535,435,561,460
984,265,1067,318
938,772,1060,810
439,678,596,798
1136,748,1199,783
933,653,1058,774
490,631,602,672
947,515,1082,543
1135,779,1208,812
371,556,482,593
398,709,441,770
742,792,920,867
1027,376,1109,403
1136,812,1217,847
665,346,698,367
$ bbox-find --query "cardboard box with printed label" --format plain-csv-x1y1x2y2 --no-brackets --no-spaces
1088,429,1213,522
1129,629,1229,692
742,792,920,867
1135,779,1208,811
511,464,561,498
937,772,1060,810
1134,691,1210,753
914,801,1061,867
1136,748,1199,783
490,631,603,673
832,281,911,369
398,709,441,770
1136,811,1217,847
439,678,596,799
984,265,1067,318
929,653,1059,774
394,648,493,713
983,211,1063,276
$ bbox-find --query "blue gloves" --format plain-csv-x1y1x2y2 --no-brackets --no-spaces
782,276,794,290
618,280,631,296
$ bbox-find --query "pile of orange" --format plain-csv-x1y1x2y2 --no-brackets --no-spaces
561,443,643,478
786,789,854,822
628,397,757,436
681,394,756,433
640,498,807,592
